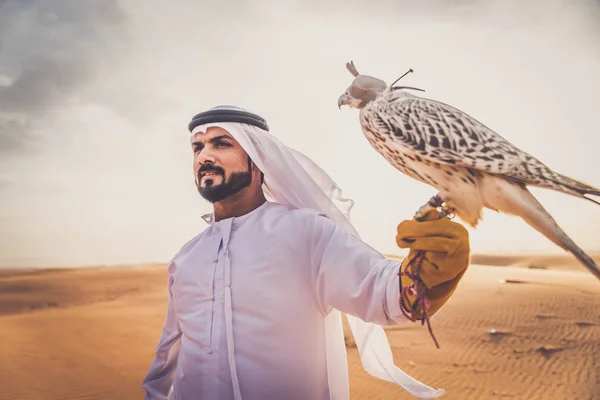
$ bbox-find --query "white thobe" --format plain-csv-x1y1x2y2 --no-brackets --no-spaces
142,200,410,400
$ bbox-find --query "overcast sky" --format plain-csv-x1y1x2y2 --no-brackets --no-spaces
1,0,599,267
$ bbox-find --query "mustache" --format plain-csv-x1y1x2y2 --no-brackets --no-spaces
198,164,225,177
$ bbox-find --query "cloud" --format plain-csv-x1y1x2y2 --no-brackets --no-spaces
1,0,600,267
0,0,128,153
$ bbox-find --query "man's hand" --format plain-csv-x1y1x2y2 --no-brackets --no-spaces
396,207,471,319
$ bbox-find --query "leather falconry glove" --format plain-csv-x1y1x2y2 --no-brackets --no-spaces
396,207,470,320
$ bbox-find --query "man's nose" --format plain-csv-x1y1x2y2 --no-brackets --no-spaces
196,148,216,165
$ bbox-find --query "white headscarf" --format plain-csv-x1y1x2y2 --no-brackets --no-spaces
190,106,445,399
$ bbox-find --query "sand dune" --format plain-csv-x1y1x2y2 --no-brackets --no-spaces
469,253,600,273
387,252,600,274
0,257,599,400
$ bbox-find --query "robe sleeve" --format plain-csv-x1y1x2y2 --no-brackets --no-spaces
310,212,409,326
142,273,182,400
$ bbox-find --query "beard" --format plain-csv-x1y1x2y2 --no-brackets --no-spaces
196,162,253,203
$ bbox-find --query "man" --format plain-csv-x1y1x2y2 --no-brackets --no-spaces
142,105,470,400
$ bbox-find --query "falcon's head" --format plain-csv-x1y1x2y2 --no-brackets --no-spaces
338,61,387,109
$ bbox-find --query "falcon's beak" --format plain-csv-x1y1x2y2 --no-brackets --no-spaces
338,93,351,109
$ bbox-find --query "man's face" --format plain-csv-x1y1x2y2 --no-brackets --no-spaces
191,127,254,203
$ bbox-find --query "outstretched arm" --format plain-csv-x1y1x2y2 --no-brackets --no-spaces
311,213,408,325
311,210,470,325
142,274,182,400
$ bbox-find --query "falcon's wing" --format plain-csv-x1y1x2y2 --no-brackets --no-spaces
363,89,545,183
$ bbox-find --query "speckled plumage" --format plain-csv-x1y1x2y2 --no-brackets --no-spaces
359,88,600,222
338,62,600,280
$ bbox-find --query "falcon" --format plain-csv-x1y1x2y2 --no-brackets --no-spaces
337,61,600,281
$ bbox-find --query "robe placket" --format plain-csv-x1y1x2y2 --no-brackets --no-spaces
218,218,243,400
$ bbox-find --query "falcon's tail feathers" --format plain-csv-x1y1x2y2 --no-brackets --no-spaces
548,171,600,206
482,177,600,281
517,188,600,280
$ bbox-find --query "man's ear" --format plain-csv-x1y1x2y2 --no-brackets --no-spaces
248,157,264,184
253,164,264,184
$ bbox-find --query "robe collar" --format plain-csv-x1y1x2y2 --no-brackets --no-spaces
201,200,271,227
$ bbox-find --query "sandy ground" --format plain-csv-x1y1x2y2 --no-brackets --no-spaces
1,255,599,400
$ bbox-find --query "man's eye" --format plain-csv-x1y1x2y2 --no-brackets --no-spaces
194,146,203,153
216,141,231,147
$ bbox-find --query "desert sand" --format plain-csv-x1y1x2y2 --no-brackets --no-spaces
1,255,599,400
